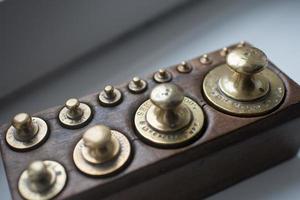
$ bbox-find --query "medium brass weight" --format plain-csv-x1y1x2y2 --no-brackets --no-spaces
134,83,205,148
203,46,285,116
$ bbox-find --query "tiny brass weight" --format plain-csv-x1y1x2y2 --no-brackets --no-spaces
59,98,92,129
203,46,285,116
6,113,48,151
99,85,123,106
134,83,205,148
128,76,148,93
18,160,67,200
73,125,131,176
153,69,172,83
177,61,192,73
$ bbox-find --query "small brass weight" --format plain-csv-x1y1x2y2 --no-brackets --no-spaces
6,113,49,151
203,46,285,116
134,83,205,148
73,125,131,176
58,98,93,129
18,160,67,200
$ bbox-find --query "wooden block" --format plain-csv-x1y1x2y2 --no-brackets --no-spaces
1,42,300,200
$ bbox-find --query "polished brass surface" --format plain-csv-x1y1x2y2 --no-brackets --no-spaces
237,41,246,47
219,47,270,101
220,47,229,57
176,61,192,73
6,113,48,150
73,125,131,176
203,46,285,116
99,85,122,106
59,98,92,129
153,69,172,83
135,83,205,147
128,77,148,93
200,54,212,64
18,160,67,200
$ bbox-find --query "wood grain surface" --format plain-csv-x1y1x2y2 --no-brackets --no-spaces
1,42,300,200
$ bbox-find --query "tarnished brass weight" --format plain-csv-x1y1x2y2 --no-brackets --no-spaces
177,61,192,73
128,77,148,93
18,160,67,200
203,46,285,116
99,85,122,106
73,125,131,176
6,113,48,151
59,98,92,129
153,69,172,83
134,83,205,148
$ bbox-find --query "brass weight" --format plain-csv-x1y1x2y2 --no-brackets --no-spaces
59,98,93,129
73,125,131,176
203,46,285,116
6,113,49,151
18,160,67,200
134,83,205,148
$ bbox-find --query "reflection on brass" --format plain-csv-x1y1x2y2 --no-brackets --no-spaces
18,160,67,200
6,113,48,151
73,125,131,176
220,47,229,57
99,85,122,106
59,98,92,129
128,77,148,93
199,54,212,64
153,69,172,83
134,83,205,148
237,41,246,47
176,61,192,73
203,46,285,116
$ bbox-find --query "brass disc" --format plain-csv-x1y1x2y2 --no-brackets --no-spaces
6,117,48,151
134,97,204,148
203,64,285,116
18,160,67,200
73,130,131,176
58,103,92,129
